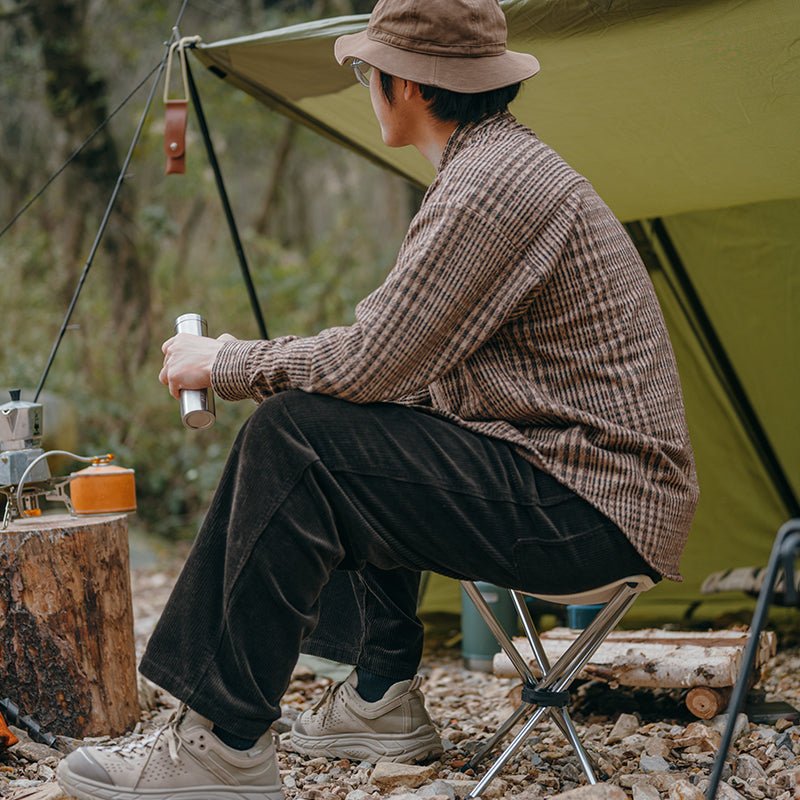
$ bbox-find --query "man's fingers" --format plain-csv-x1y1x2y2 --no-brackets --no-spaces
161,335,176,355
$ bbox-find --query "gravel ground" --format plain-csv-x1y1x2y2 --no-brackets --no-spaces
0,558,798,800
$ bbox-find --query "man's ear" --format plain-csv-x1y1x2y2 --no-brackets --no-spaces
402,79,423,102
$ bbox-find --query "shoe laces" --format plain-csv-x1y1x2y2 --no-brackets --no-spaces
105,704,188,765
310,680,345,726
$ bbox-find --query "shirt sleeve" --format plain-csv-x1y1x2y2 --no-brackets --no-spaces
211,197,575,404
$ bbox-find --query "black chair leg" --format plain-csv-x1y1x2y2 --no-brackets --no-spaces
705,518,800,799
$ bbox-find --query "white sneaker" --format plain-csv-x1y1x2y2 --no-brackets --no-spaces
291,671,442,763
56,705,284,800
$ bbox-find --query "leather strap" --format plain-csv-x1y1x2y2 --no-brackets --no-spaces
164,99,188,175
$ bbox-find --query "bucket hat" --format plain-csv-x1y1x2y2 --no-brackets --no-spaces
334,0,540,93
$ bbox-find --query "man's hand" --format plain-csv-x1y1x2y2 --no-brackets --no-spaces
160,333,237,400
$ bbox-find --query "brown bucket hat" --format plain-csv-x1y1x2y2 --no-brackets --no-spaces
334,0,540,93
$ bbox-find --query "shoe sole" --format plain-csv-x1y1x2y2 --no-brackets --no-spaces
57,760,284,800
290,725,443,763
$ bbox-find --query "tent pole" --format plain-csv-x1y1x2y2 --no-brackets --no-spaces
185,57,268,340
648,218,799,517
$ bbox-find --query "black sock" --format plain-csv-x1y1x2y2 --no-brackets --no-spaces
212,725,258,751
355,666,410,702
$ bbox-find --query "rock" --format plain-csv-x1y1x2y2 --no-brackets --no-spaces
709,713,748,743
9,743,63,763
440,779,507,799
345,791,371,800
773,731,793,753
418,780,456,799
369,762,436,791
640,754,671,773
627,772,686,792
668,779,705,800
644,736,671,758
4,783,68,800
672,722,721,752
549,785,627,800
631,782,660,800
607,713,640,744
695,779,746,800
734,753,767,783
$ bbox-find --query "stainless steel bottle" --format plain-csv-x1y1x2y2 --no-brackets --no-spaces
174,313,216,430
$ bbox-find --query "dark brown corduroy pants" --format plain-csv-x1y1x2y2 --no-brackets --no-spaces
140,391,658,738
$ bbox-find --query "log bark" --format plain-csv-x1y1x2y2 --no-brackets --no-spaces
493,628,777,689
0,513,138,738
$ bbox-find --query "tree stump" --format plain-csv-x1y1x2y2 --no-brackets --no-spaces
0,513,138,738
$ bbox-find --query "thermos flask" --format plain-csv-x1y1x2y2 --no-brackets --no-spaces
174,313,216,430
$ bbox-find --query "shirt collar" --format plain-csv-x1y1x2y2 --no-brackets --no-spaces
437,111,516,173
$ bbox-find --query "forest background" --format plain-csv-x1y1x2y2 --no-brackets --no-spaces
0,0,420,540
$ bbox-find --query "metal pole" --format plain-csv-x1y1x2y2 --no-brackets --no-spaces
184,56,268,340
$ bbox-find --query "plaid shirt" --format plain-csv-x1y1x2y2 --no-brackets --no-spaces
213,112,698,580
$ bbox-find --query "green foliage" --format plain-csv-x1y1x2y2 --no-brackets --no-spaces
0,0,411,541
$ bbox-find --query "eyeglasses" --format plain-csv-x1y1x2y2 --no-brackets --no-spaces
351,59,372,87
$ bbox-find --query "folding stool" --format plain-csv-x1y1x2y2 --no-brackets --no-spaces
461,574,656,798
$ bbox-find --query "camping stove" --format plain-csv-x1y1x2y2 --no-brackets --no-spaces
0,390,137,529
0,390,70,528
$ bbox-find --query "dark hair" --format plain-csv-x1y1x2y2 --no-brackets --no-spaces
379,70,520,125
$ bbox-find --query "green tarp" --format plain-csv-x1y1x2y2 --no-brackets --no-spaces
193,0,800,617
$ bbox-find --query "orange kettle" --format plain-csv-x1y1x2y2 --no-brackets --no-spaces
70,455,137,515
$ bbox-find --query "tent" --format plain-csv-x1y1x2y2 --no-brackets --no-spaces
191,0,800,618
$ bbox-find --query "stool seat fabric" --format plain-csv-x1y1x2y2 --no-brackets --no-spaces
525,574,656,605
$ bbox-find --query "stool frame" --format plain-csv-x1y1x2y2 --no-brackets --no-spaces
461,575,654,798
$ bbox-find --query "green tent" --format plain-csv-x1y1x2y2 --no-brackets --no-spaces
192,0,800,618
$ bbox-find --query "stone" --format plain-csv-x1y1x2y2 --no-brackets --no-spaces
709,713,748,743
640,754,671,773
3,783,68,800
668,779,705,800
672,722,721,752
369,762,436,792
345,791,371,800
549,785,627,800
418,780,457,799
607,713,640,744
631,781,660,800
644,736,671,758
9,743,63,763
441,779,507,799
734,753,767,783
695,779,746,800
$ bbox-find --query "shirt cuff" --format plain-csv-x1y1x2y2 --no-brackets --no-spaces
211,340,262,402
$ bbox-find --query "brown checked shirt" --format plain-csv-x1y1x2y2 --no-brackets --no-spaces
212,112,699,580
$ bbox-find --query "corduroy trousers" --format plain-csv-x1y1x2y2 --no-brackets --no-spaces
140,391,657,738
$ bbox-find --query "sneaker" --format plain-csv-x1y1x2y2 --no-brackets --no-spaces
290,671,442,763
56,705,284,800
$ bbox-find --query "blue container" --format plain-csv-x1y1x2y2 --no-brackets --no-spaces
566,603,605,629
461,582,518,672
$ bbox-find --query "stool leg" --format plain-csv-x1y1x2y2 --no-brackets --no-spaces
467,702,531,770
467,704,550,800
550,707,598,783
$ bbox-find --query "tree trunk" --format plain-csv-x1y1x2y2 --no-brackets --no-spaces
28,0,151,374
0,513,139,738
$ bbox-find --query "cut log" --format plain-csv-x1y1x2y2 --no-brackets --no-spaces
493,628,777,689
685,686,732,719
0,513,138,738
